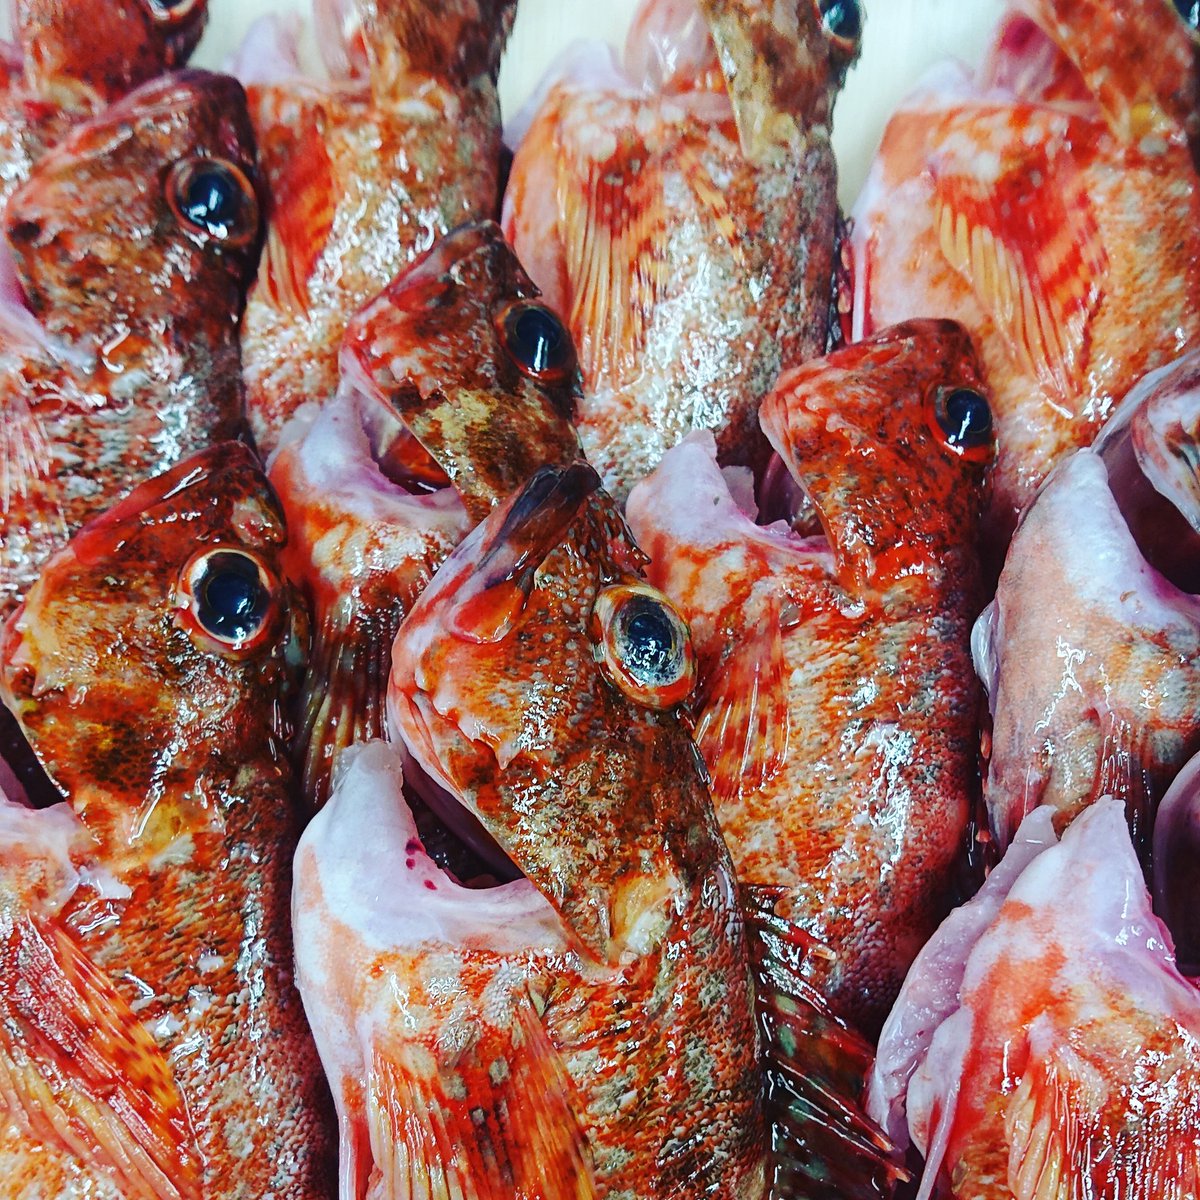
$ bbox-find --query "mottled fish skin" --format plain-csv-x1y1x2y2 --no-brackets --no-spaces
237,0,518,454
0,444,335,1199
0,0,208,210
0,68,263,624
974,349,1200,856
380,464,768,1196
503,0,858,501
628,319,991,1037
851,0,1200,564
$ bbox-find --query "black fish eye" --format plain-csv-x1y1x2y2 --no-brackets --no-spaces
819,0,862,43
498,300,576,381
595,585,697,709
1174,0,1200,29
167,157,259,247
932,386,994,461
621,603,679,684
189,550,272,646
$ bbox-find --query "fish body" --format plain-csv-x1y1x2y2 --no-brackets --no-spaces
502,0,858,500
0,443,335,1198
851,0,1200,556
974,349,1200,854
236,0,517,453
297,463,768,1195
869,799,1200,1198
0,69,263,623
1153,750,1200,976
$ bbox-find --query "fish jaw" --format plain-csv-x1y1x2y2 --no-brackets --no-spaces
893,800,1200,1198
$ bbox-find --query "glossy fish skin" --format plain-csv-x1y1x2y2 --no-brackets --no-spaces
372,464,768,1196
237,0,518,454
0,0,208,209
871,800,1200,1199
974,350,1200,856
0,69,263,625
0,444,335,1199
502,0,858,501
851,0,1200,558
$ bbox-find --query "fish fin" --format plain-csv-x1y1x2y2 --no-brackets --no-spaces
364,990,597,1199
934,148,1108,403
743,886,910,1200
0,907,202,1200
1004,1042,1200,1199
692,602,789,804
558,130,671,387
256,112,336,317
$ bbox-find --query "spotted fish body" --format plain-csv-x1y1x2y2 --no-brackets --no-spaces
0,444,335,1199
502,0,858,501
851,0,1200,560
295,464,769,1196
236,0,518,454
0,69,263,624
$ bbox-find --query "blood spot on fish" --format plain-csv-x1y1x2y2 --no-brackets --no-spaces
424,879,437,891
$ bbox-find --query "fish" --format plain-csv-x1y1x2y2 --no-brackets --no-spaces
626,319,992,1196
295,462,769,1195
1153,749,1200,977
850,0,1200,560
0,442,336,1198
270,219,582,812
973,348,1200,856
234,0,518,454
0,0,208,208
0,68,263,625
868,798,1200,1198
502,0,859,501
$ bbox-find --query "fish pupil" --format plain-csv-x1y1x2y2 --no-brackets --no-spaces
510,304,567,373
621,601,679,683
184,168,242,238
197,554,268,642
820,0,862,41
940,387,993,449
1175,0,1200,28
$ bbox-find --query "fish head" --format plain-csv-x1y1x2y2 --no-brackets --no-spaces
343,220,583,521
15,0,208,106
388,462,722,967
760,318,993,597
5,69,262,342
0,443,299,858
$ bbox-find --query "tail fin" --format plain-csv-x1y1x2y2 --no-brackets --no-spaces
744,886,909,1199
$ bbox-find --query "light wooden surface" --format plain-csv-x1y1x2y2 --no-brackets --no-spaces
3,1,1008,204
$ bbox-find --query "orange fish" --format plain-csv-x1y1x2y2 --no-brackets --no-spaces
870,799,1200,1198
0,443,335,1198
502,0,859,500
974,349,1200,856
851,0,1200,559
0,0,208,208
627,320,992,1196
0,69,263,624
235,0,517,454
302,462,770,1195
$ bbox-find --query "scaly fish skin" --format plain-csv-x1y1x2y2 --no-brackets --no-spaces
316,462,771,1196
238,0,517,453
503,0,859,500
0,69,263,623
851,0,1200,559
0,443,335,1199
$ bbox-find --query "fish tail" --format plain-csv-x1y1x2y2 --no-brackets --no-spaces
744,886,910,1200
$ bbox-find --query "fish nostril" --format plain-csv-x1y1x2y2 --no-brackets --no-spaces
7,219,42,246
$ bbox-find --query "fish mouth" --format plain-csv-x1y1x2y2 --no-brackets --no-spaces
756,452,826,539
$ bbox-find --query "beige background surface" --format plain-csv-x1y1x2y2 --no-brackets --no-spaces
4,1,1008,205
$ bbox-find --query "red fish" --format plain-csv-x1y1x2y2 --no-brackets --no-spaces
0,443,335,1197
0,69,263,624
869,799,1200,1198
235,0,517,454
851,0,1200,558
503,0,859,500
341,462,770,1195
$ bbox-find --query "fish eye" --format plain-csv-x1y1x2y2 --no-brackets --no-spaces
177,548,279,655
593,583,696,710
166,157,259,248
495,300,576,384
1174,0,1200,29
142,0,204,25
817,0,863,47
929,385,994,463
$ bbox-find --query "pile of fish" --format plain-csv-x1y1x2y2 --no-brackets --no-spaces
0,0,1197,1196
